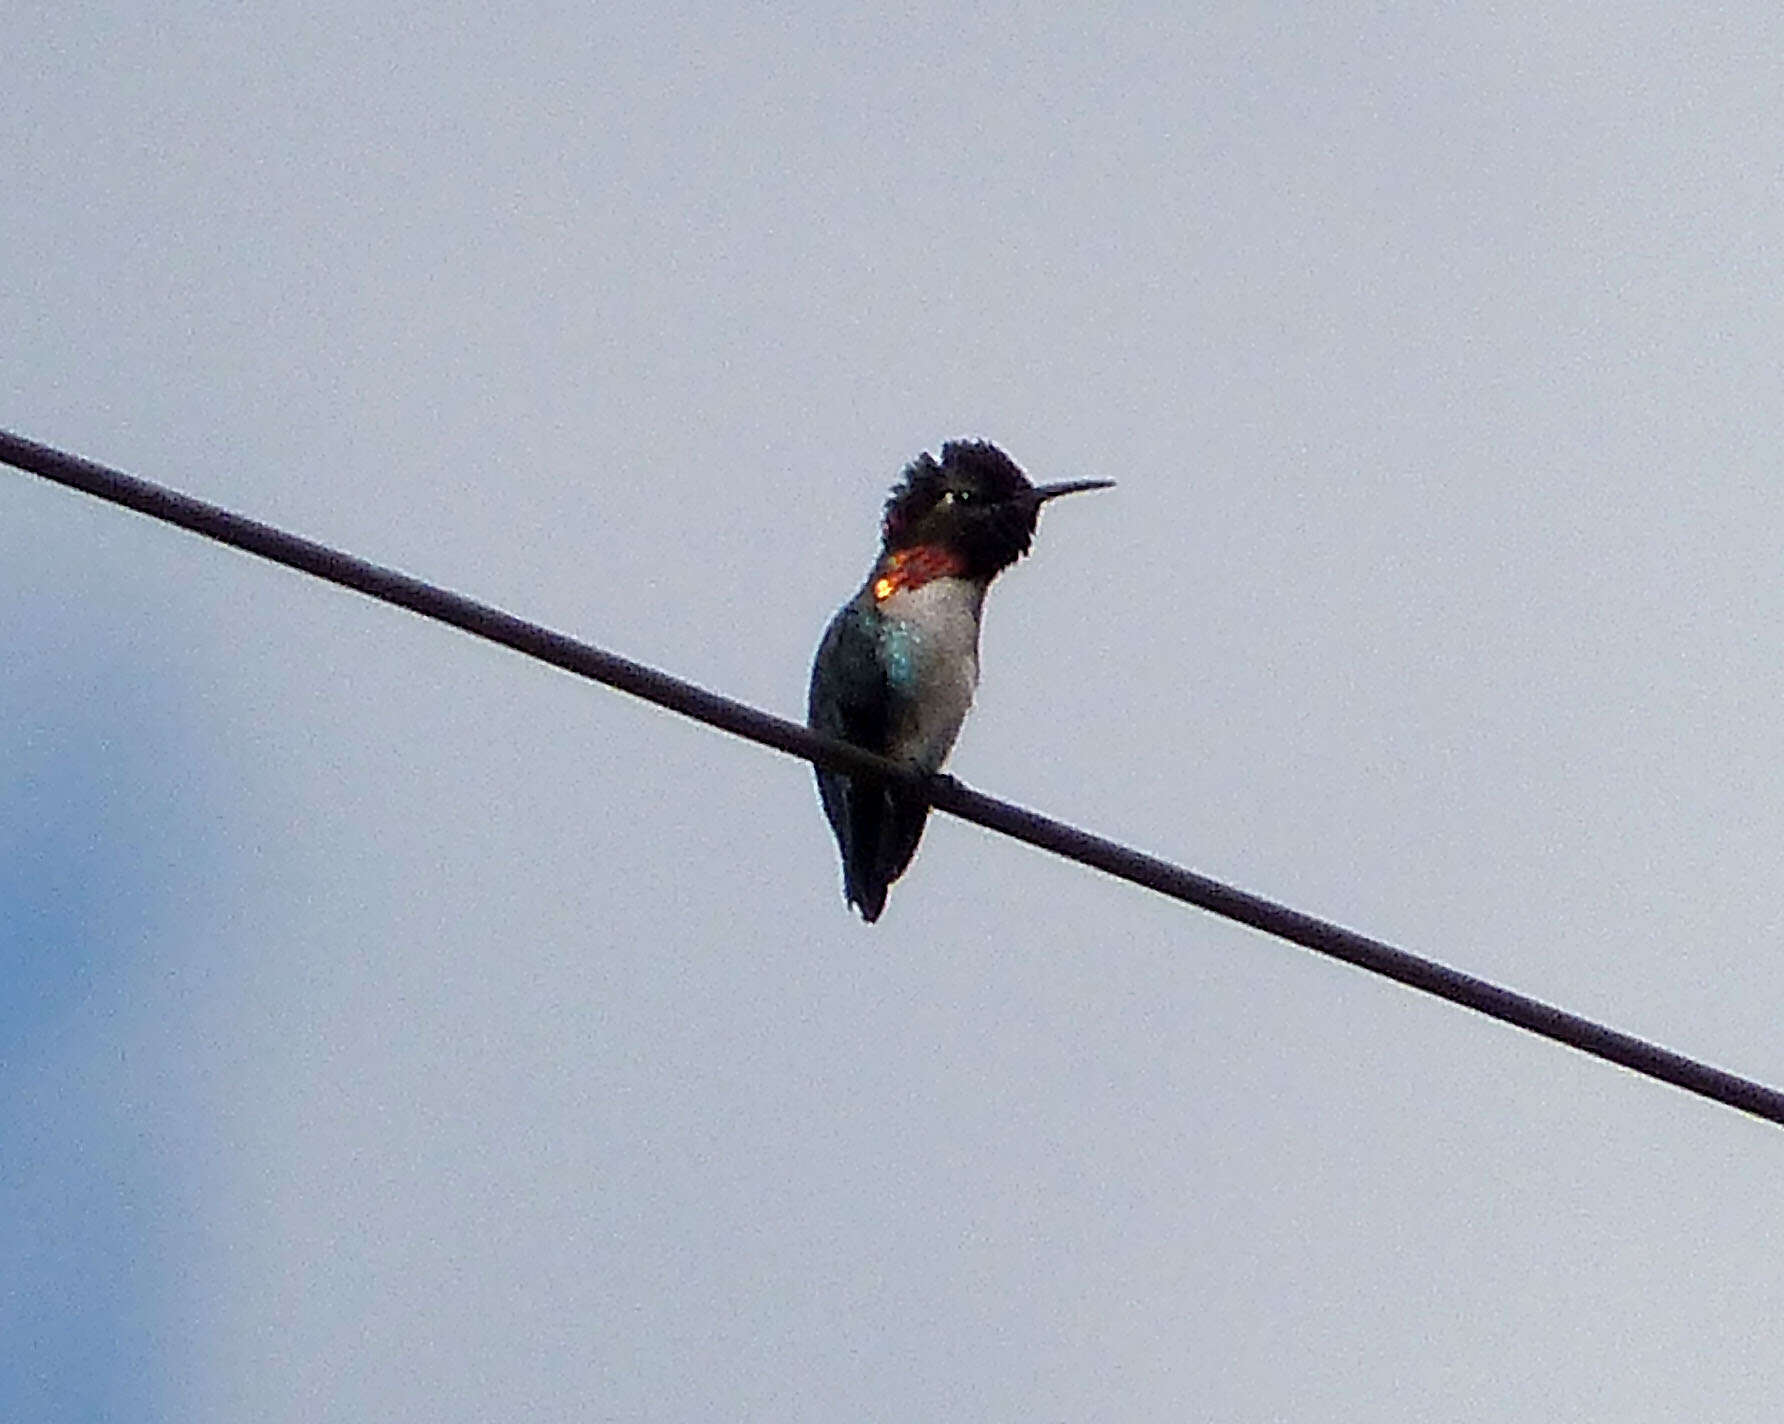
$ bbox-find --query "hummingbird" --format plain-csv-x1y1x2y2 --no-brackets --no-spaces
807,440,1113,922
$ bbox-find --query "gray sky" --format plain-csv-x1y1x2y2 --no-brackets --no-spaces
6,4,1784,1419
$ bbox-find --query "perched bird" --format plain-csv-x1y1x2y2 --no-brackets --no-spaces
807,440,1112,921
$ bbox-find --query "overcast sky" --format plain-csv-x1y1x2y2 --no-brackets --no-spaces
6,4,1784,1419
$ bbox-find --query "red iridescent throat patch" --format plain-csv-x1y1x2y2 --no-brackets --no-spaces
872,544,966,602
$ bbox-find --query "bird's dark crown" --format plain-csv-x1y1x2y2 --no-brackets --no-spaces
880,441,1046,577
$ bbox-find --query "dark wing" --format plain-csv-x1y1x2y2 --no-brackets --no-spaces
807,602,931,922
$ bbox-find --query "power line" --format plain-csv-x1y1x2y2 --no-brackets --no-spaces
5,424,1781,1129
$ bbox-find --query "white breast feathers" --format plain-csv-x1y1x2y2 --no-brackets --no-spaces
875,575,987,771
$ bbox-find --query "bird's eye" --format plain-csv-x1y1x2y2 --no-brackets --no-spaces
949,489,974,506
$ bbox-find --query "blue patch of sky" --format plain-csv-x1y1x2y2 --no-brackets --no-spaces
0,585,232,1423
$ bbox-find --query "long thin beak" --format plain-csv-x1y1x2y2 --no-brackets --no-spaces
1029,478,1116,503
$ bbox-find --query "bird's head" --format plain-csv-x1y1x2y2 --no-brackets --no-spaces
880,441,1112,578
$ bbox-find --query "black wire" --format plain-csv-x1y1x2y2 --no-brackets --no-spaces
5,425,1781,1128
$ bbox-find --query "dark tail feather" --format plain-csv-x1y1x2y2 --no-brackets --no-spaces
825,773,930,922
849,869,890,923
